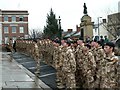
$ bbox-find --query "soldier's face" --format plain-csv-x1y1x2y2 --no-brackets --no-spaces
61,40,65,44
56,43,59,46
63,43,68,47
94,42,99,47
71,43,74,46
77,40,82,45
83,47,88,52
91,41,95,47
74,43,77,47
104,45,112,54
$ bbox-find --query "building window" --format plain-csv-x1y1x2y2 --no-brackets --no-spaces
19,16,24,21
4,26,9,33
19,27,24,33
4,36,9,44
12,26,16,33
12,16,16,21
4,16,8,21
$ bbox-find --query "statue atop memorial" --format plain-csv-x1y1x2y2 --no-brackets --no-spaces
83,3,87,15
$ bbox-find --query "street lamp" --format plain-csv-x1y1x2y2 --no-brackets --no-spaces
98,17,102,40
33,29,35,39
58,16,61,45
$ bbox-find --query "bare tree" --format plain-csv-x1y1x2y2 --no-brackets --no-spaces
101,11,120,40
28,28,43,39
35,30,43,39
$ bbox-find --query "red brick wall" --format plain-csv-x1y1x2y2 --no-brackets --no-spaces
2,23,28,44
2,16,28,22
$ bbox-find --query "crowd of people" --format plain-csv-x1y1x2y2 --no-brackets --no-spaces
6,38,120,89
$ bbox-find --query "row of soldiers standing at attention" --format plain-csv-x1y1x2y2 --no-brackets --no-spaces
15,38,119,89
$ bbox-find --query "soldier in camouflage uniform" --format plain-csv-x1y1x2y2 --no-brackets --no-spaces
90,40,106,88
80,44,96,88
118,57,120,88
37,40,43,61
52,41,60,68
8,38,14,61
22,40,25,53
75,40,85,88
27,40,31,56
29,40,33,57
24,40,27,55
33,40,36,56
32,40,40,74
16,40,19,52
56,40,66,88
70,41,77,55
47,39,54,66
26,40,31,56
18,40,21,52
52,41,63,88
101,42,119,88
42,39,48,64
62,42,76,89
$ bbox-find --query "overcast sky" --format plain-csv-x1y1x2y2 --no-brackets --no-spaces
0,0,120,31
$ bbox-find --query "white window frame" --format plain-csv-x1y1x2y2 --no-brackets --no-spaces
19,27,24,33
4,26,9,33
4,16,8,21
12,26,16,33
11,16,16,22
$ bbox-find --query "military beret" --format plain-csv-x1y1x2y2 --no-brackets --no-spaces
105,42,115,47
66,41,71,45
85,44,91,49
93,39,101,44
55,40,60,44
93,39,97,42
97,41,101,45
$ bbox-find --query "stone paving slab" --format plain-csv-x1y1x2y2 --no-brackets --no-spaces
17,62,52,89
12,52,57,89
5,81,41,88
1,52,52,90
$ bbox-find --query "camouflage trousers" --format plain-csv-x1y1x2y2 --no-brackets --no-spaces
75,68,84,88
43,52,50,65
100,78,117,88
48,54,53,66
56,69,66,88
35,56,40,74
82,70,95,88
65,72,76,89
93,74,102,88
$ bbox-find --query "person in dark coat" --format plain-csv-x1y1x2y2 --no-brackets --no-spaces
13,40,16,52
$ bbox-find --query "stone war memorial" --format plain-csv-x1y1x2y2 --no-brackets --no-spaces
80,3,93,41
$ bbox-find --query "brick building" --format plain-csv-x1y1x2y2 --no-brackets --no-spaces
0,9,29,45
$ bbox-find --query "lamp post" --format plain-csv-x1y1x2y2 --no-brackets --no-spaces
58,16,61,45
33,29,35,39
98,17,102,40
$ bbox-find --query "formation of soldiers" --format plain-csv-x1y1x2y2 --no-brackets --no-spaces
15,38,119,89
